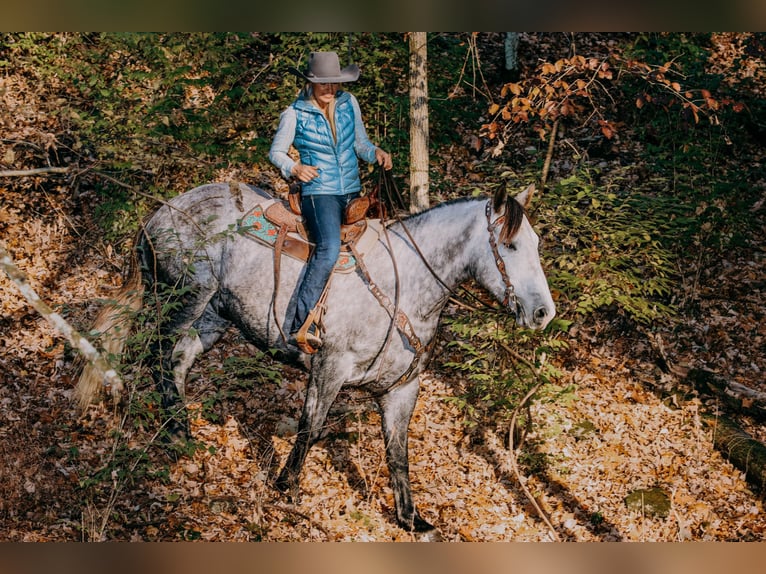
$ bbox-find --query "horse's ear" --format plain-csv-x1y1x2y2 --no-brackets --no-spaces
514,183,535,211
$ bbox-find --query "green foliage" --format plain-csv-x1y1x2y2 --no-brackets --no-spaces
606,34,761,253
441,164,680,437
442,309,569,426
538,167,676,325
426,34,492,149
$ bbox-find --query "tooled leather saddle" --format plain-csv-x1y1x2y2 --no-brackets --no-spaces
235,178,425,363
239,194,379,272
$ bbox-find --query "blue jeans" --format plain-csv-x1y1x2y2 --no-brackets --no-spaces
290,192,359,334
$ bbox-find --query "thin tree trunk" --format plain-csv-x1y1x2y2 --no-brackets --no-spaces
409,32,429,213
504,32,520,81
0,241,123,398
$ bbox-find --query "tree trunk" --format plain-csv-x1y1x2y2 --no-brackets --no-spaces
408,32,429,213
504,32,520,82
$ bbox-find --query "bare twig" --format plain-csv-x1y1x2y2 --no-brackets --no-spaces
499,342,561,541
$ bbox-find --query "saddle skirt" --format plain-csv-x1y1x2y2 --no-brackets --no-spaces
239,198,382,273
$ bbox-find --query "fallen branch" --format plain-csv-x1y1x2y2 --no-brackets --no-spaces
703,413,766,493
500,342,561,541
0,166,70,177
0,241,123,399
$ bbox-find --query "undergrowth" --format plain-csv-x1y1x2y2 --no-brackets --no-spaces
75,242,283,540
442,309,570,427
539,166,677,325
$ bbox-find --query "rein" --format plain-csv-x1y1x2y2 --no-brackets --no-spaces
336,170,524,396
351,172,424,390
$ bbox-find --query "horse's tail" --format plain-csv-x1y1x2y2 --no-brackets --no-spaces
74,244,145,411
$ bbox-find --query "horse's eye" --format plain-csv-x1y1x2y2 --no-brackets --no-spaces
504,242,517,252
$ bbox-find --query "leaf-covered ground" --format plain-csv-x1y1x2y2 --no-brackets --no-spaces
2,153,765,542
1,32,765,541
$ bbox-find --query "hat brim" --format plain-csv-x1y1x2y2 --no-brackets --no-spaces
288,64,360,83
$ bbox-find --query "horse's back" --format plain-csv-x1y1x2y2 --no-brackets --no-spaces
145,182,270,241
142,182,275,282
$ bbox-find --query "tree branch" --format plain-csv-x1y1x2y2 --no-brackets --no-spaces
0,241,123,398
688,368,766,422
0,166,70,177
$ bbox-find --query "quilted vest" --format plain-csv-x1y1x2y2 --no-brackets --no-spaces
291,91,361,196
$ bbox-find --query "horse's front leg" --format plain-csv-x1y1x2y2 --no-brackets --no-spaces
275,365,343,499
377,376,440,540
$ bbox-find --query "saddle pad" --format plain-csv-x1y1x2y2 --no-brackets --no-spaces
239,203,360,273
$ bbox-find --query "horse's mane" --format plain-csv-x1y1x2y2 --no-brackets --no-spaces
492,189,525,245
396,192,524,245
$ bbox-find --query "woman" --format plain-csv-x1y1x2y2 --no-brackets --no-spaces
269,51,393,353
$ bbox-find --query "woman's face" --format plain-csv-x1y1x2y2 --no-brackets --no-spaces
312,82,338,109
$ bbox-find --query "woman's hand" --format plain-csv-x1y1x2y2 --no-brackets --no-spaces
375,148,393,171
292,162,320,183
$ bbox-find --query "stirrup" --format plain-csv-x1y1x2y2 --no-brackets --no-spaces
294,320,322,354
291,276,330,355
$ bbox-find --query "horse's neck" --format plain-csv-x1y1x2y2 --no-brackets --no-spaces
392,199,485,301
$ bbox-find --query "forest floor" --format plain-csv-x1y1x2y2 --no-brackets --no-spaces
1,32,765,541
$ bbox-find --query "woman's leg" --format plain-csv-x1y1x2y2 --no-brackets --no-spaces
290,194,347,335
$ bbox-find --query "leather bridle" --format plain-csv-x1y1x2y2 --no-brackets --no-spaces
485,200,519,312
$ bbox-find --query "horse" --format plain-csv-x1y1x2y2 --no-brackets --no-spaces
76,180,555,539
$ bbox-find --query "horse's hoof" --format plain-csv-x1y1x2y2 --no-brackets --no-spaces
159,419,192,461
416,528,443,542
162,418,190,443
274,472,301,504
400,513,438,536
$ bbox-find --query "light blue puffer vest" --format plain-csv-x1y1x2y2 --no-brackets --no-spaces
291,91,361,196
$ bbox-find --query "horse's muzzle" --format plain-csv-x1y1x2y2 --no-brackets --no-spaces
515,299,555,330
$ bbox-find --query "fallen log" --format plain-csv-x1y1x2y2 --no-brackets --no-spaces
688,368,766,422
703,414,766,493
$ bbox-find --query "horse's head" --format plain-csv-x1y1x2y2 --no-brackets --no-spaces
485,184,556,330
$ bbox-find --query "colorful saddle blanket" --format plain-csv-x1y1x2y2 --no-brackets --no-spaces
239,200,382,273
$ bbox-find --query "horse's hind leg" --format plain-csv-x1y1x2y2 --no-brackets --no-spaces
156,296,229,440
377,377,439,538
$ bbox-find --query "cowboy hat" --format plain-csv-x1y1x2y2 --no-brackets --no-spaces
289,51,360,83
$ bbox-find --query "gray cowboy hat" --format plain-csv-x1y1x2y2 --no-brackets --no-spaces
289,51,360,83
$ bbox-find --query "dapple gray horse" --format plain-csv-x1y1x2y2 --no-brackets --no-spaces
77,181,555,539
